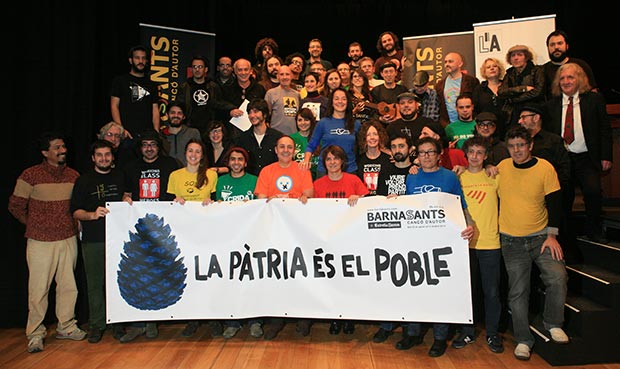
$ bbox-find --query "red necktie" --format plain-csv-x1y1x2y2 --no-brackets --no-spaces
563,96,574,144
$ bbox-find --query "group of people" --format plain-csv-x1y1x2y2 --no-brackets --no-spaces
8,28,613,362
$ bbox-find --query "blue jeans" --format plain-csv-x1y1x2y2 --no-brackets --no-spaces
459,248,502,337
501,234,568,347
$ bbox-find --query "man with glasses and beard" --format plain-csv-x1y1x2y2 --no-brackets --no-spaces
70,140,125,344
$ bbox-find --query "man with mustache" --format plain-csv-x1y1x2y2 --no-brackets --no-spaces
9,132,86,353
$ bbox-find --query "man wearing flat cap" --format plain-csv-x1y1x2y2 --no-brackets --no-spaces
498,45,545,127
411,71,440,122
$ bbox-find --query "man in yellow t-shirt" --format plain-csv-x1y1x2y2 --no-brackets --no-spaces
496,126,568,361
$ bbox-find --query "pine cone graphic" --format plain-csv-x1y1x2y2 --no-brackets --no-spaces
118,213,187,310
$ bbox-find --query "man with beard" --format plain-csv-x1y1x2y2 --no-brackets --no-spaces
543,30,598,101
110,45,160,145
9,132,86,353
374,31,404,83
387,92,444,147
70,140,125,344
259,55,282,92
163,101,201,166
177,55,228,137
120,130,182,342
347,42,364,70
376,132,414,197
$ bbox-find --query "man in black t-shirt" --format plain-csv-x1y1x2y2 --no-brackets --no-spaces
70,140,125,344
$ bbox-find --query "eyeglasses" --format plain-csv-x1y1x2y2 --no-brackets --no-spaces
518,113,536,120
192,65,205,69
417,150,438,157
291,60,303,66
507,142,528,150
476,121,496,128
105,132,121,139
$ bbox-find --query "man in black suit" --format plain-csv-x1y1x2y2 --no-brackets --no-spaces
544,63,613,242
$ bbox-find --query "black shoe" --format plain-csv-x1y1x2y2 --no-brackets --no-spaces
372,328,393,343
182,321,200,337
263,322,284,340
296,320,312,336
145,322,158,339
487,335,504,353
428,339,447,357
343,322,355,334
88,328,103,344
208,321,223,337
112,324,125,340
120,327,145,343
395,334,423,350
451,332,475,349
329,321,342,335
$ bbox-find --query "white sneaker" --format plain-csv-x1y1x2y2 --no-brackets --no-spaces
549,327,570,344
27,336,44,353
514,343,531,360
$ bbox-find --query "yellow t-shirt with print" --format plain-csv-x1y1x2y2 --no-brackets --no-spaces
167,168,218,202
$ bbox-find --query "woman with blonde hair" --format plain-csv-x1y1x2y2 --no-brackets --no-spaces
472,57,509,136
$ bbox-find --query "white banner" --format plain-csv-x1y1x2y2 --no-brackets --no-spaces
473,15,556,80
105,193,472,325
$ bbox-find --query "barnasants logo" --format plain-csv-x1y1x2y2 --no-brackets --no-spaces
366,207,446,229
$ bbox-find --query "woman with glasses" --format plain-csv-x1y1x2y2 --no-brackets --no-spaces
204,121,232,176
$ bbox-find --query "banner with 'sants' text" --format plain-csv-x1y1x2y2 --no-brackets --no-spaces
105,193,472,324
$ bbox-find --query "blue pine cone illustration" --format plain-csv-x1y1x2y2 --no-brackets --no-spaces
118,213,187,310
